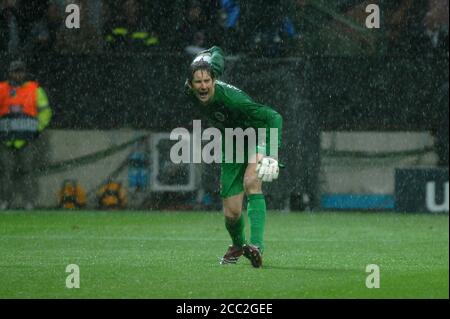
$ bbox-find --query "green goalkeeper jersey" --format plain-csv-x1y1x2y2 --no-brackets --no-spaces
186,46,283,157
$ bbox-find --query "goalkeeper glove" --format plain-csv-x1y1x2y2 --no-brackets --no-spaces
256,157,280,182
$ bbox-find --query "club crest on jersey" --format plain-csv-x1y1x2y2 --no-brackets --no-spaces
214,112,226,122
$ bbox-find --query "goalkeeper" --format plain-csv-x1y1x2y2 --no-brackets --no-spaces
185,46,283,268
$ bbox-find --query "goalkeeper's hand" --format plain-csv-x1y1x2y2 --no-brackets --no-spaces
256,157,279,182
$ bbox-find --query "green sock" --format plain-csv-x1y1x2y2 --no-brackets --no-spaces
247,194,266,252
225,214,246,248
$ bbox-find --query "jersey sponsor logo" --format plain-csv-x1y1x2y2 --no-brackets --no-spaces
214,112,226,122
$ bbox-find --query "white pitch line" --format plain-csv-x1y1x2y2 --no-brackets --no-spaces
0,234,439,244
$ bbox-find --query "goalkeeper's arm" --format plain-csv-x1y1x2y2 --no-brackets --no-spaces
251,107,283,182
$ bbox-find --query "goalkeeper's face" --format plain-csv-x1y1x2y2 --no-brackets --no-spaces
190,70,215,105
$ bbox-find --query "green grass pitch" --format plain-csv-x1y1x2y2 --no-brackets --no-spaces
0,210,448,299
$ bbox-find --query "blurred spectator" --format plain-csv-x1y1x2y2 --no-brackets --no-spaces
386,0,431,55
104,0,159,52
219,0,240,31
0,0,21,54
435,82,449,167
423,0,449,53
174,0,220,56
0,60,52,210
1,0,51,53
218,0,240,54
424,0,449,167
16,0,48,33
23,1,63,54
233,0,299,57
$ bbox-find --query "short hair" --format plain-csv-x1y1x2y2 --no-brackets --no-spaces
188,61,215,82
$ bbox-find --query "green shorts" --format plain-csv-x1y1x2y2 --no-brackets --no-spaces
219,144,266,199
220,162,248,198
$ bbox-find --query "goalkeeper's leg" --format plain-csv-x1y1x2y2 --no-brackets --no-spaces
244,154,266,263
223,193,246,248
220,162,247,248
219,155,265,267
219,193,245,264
